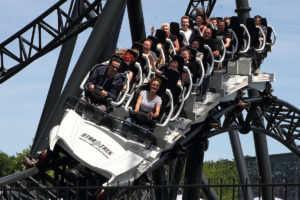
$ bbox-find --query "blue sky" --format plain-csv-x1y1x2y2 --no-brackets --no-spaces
0,0,299,161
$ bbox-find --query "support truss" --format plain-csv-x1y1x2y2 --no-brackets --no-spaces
0,0,106,84
185,0,216,19
0,147,107,200
209,97,300,157
0,96,299,199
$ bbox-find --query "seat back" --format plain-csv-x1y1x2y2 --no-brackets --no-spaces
202,45,215,76
186,46,202,83
170,22,184,47
246,18,260,49
155,29,166,44
227,29,239,56
164,68,185,121
262,18,277,46
229,16,246,51
147,35,160,56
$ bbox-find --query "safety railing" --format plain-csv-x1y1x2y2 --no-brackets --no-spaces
1,181,299,200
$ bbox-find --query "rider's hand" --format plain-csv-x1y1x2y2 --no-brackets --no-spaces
148,112,154,119
100,90,107,97
88,84,95,91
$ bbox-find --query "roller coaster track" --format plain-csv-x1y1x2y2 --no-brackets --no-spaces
0,0,106,84
0,94,299,199
0,0,299,200
209,97,300,156
0,147,108,200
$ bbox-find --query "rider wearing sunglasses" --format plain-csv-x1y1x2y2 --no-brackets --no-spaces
83,55,124,112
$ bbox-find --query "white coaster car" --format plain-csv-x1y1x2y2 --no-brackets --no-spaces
49,97,161,186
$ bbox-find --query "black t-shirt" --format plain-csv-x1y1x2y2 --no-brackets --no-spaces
216,30,232,41
169,34,178,42
204,38,222,52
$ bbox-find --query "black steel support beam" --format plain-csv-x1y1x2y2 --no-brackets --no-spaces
253,132,273,200
152,166,168,199
249,90,273,200
229,129,253,200
168,158,185,200
185,0,216,19
99,5,125,63
33,0,80,152
183,137,205,200
201,173,220,200
127,0,146,44
0,0,104,84
31,0,127,155
235,0,251,24
234,0,272,197
0,167,40,186
82,1,98,21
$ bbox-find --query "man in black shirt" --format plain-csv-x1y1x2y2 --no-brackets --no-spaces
216,19,232,50
84,55,123,111
201,28,222,101
203,28,221,58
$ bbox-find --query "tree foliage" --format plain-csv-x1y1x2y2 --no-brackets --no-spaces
0,151,15,177
0,147,30,178
203,159,239,199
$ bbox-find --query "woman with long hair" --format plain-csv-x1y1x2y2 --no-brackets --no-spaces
134,77,162,121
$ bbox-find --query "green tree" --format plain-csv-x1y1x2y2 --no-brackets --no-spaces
0,146,30,178
203,159,239,199
0,151,15,177
12,147,30,173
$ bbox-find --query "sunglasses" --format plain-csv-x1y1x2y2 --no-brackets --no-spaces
111,65,119,69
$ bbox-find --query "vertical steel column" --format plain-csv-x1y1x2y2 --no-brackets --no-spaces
253,132,273,200
32,0,80,152
127,0,146,44
168,158,185,200
183,138,205,200
201,173,220,200
235,1,273,199
235,0,251,24
99,5,125,63
31,0,127,155
152,166,168,199
249,90,273,200
229,129,253,200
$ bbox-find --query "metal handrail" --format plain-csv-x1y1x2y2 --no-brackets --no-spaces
193,57,205,87
183,66,193,101
214,37,226,63
204,45,215,77
134,62,143,87
239,24,251,53
142,53,152,81
179,30,189,46
157,45,165,65
111,73,130,106
166,38,176,56
267,25,277,46
193,25,202,37
255,26,266,52
170,83,185,121
156,89,174,127
227,29,239,55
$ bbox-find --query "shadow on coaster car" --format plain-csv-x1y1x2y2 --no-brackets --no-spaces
49,96,162,186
